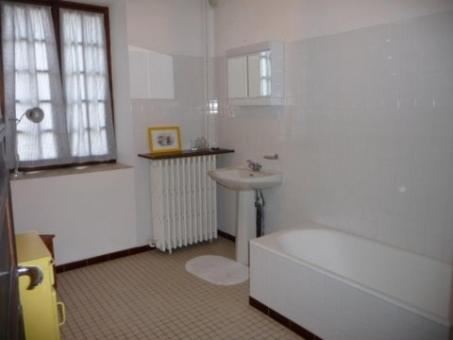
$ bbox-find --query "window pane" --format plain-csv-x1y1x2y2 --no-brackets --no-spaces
38,103,54,130
35,41,49,71
15,41,29,71
94,76,106,100
15,72,32,103
29,9,46,41
97,47,107,72
86,76,105,100
87,102,105,129
96,102,106,127
84,46,106,73
90,129,107,156
79,74,86,100
63,44,84,72
14,8,28,39
37,73,51,101
17,132,36,161
70,131,89,157
40,132,57,159
77,44,84,71
68,103,88,129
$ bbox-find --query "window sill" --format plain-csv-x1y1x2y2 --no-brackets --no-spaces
10,163,132,181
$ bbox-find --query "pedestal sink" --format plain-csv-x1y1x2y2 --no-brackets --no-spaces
209,167,283,265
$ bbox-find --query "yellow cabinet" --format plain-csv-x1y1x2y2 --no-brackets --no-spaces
16,232,64,340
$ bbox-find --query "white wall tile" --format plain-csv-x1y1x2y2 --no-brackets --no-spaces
215,9,453,263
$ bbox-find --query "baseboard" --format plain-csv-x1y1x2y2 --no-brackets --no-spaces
56,245,155,273
57,231,234,273
249,297,322,340
218,230,235,242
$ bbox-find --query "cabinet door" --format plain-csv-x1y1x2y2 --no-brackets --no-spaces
227,56,248,98
0,130,25,340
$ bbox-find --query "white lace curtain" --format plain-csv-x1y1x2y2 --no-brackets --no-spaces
2,3,69,168
61,9,115,161
1,2,116,169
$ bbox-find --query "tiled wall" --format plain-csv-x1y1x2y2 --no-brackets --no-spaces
126,0,208,243
215,10,453,263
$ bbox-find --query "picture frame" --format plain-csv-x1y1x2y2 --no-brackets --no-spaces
148,126,182,154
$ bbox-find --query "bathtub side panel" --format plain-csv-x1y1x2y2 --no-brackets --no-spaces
250,241,449,340
250,242,329,337
250,243,271,307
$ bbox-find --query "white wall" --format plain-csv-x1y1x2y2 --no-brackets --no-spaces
127,0,206,57
213,0,453,263
12,168,137,265
213,0,453,57
126,0,209,245
11,0,142,265
126,0,207,148
108,0,136,166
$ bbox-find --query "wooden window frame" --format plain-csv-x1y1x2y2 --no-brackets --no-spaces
1,0,116,171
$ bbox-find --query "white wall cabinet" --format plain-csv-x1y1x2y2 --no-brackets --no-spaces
226,41,284,106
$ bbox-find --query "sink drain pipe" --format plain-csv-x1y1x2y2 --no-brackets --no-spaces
255,190,265,237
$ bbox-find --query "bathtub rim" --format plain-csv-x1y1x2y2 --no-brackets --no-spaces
250,225,452,328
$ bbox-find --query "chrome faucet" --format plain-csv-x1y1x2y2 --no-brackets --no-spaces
247,160,262,172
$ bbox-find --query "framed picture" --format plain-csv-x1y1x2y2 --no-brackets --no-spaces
148,126,182,154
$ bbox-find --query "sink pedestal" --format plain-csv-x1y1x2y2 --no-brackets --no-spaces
236,190,256,265
208,167,282,266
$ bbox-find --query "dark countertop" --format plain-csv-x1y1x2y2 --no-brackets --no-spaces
138,148,234,160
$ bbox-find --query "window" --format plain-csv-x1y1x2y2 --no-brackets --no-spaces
1,1,115,170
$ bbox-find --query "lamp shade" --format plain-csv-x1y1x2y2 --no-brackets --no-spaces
25,107,45,124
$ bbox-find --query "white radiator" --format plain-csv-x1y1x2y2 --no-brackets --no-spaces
149,155,218,253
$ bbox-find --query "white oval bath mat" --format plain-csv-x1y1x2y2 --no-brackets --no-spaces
185,255,249,286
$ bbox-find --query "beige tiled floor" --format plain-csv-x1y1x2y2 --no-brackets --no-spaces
58,238,302,340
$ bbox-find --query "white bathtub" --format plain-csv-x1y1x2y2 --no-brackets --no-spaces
250,223,452,340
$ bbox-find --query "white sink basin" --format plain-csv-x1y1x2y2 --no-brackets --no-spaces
209,167,282,191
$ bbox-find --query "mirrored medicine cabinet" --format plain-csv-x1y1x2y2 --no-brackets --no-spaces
226,41,284,106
